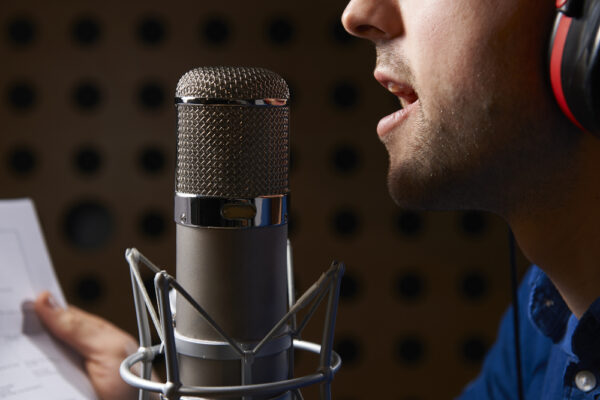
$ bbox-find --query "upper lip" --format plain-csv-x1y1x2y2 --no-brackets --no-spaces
374,69,418,108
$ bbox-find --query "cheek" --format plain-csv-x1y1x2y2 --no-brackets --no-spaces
408,5,490,115
405,0,539,117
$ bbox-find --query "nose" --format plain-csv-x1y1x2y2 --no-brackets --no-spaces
341,0,402,41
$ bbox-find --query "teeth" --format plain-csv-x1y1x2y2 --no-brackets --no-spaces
387,82,402,94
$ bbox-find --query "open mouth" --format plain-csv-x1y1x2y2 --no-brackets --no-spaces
385,81,419,109
374,74,420,138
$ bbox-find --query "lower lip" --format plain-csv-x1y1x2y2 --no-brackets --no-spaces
377,99,419,139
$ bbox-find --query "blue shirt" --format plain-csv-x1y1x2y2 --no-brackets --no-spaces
459,266,600,399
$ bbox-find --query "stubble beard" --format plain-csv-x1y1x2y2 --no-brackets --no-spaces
374,48,506,212
384,92,528,214
383,104,485,211
383,90,580,218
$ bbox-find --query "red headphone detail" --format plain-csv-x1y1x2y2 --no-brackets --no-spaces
549,0,600,134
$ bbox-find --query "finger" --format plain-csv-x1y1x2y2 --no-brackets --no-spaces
34,291,93,355
34,292,146,400
34,291,136,357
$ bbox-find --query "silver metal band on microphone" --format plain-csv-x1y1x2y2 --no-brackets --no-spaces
174,194,289,228
174,330,292,360
175,97,288,106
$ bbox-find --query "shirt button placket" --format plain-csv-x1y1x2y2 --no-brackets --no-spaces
575,370,597,393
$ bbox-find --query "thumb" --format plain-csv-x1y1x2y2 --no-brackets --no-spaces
33,291,137,358
34,291,145,400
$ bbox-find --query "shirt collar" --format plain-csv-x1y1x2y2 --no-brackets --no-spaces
528,265,600,365
528,265,571,342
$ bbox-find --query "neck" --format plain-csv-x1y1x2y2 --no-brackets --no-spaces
508,134,600,318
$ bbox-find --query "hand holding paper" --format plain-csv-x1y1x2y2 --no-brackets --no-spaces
0,199,97,399
34,292,139,400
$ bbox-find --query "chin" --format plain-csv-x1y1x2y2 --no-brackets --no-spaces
386,159,485,212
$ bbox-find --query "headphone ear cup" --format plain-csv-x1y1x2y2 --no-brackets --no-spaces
549,0,600,134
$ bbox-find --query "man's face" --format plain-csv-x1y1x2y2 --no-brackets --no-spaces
342,0,577,213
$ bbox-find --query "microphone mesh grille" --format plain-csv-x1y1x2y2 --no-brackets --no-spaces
175,67,290,198
176,104,289,198
176,66,290,100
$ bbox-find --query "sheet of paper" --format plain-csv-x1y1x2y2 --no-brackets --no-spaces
0,198,98,399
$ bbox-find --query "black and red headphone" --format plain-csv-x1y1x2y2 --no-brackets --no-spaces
549,0,600,134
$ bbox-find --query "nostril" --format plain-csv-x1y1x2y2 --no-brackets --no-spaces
355,24,385,37
342,12,387,40
355,24,370,35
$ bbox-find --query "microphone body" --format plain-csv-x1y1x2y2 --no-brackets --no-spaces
175,225,289,388
173,67,291,399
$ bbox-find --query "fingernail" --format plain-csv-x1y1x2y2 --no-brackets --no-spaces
45,294,60,310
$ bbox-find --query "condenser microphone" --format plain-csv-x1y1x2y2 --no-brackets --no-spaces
120,66,342,400
173,66,291,398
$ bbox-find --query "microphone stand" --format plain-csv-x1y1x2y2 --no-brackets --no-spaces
120,246,344,400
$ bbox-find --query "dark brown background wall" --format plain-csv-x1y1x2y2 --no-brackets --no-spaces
1,1,527,399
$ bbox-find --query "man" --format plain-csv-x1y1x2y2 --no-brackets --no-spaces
35,0,600,398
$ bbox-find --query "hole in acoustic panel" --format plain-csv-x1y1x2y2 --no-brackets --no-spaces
459,270,489,301
201,16,231,45
71,16,101,46
7,146,37,175
139,146,166,174
137,16,167,45
331,81,359,109
74,146,102,175
63,201,114,250
339,270,361,302
7,81,36,110
460,336,488,364
72,81,102,111
7,16,36,46
395,335,425,365
138,81,165,110
75,275,104,303
460,210,487,236
139,210,167,238
265,16,295,45
395,210,424,237
331,144,360,175
395,271,426,301
334,336,362,366
332,208,360,238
